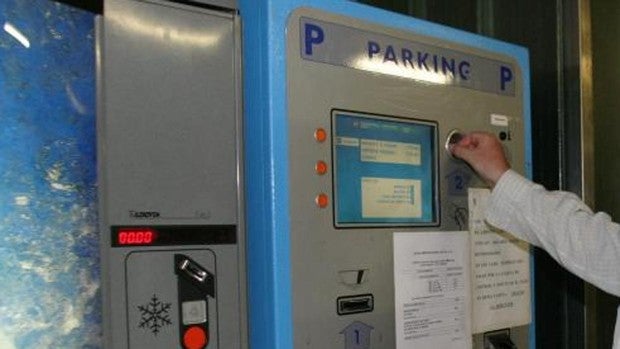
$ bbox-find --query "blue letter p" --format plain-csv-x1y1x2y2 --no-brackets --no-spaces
500,66,513,91
304,23,324,56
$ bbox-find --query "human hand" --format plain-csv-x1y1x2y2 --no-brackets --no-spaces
449,131,510,188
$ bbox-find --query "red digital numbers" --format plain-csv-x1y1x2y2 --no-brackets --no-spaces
118,229,156,245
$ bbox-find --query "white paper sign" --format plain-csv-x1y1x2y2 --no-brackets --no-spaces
468,188,531,333
393,231,472,349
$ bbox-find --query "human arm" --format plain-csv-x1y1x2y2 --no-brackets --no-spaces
450,131,620,296
487,170,620,297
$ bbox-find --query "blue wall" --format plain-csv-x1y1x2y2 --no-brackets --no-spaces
0,1,100,347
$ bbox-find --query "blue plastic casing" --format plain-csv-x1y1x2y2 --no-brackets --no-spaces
239,1,532,348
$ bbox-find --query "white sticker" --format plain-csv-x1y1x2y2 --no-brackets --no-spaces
490,114,509,127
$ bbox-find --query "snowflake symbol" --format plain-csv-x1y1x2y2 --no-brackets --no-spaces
137,294,172,335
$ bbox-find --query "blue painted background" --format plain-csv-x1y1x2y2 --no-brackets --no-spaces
0,1,100,347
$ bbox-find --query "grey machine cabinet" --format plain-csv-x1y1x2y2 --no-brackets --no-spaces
97,1,247,348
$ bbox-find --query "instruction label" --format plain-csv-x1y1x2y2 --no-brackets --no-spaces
468,188,531,333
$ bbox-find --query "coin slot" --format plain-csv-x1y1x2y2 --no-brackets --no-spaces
445,128,463,159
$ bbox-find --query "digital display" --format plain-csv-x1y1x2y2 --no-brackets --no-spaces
117,228,157,245
332,110,438,227
111,225,237,247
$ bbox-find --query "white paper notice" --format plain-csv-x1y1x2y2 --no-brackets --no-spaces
469,188,531,333
393,232,471,349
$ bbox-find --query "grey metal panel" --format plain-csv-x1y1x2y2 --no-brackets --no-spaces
101,0,237,226
286,8,528,349
98,1,246,349
125,249,218,348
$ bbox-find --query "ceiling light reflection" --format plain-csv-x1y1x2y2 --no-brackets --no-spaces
65,83,88,115
353,57,451,85
109,15,220,48
3,22,30,48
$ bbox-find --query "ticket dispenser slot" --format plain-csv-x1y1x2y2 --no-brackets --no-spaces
98,0,246,348
484,329,518,349
337,294,374,315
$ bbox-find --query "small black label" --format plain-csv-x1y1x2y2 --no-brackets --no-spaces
130,210,161,219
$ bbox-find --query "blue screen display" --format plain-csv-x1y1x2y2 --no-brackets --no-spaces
333,111,437,226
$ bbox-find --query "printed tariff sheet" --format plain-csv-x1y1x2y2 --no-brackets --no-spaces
393,231,472,349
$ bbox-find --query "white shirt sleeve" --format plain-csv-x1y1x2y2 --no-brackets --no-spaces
484,169,620,297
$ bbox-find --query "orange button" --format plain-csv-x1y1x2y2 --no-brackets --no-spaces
314,128,327,143
183,326,208,349
315,160,328,175
316,193,329,208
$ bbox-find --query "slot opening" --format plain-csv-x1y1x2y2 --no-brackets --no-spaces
337,294,374,315
180,258,208,282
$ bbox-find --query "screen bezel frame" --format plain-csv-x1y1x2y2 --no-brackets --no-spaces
331,109,441,229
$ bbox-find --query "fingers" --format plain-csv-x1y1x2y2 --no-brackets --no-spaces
449,133,480,159
447,131,510,187
449,141,467,159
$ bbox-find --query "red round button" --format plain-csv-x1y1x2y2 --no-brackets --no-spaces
315,160,328,175
183,326,208,349
316,193,329,208
314,128,327,143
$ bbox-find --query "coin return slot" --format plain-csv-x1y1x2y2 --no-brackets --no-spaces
337,294,374,315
